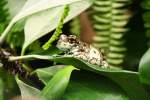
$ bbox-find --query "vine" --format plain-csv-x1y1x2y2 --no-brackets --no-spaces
42,5,70,50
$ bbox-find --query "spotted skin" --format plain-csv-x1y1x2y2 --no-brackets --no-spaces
56,34,109,68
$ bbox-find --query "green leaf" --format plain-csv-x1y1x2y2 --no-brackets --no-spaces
63,73,129,100
0,79,4,100
34,67,129,100
33,65,65,85
14,0,84,24
22,6,64,54
40,65,77,100
15,76,41,100
49,56,150,100
139,48,150,85
22,0,93,54
10,55,150,99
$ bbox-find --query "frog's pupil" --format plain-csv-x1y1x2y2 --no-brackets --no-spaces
69,38,76,44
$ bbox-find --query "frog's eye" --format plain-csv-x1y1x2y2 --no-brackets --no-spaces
68,38,76,44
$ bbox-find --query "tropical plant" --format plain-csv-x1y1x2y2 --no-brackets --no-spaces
0,0,150,100
90,0,131,68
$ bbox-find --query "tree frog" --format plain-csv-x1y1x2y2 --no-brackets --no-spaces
56,34,109,68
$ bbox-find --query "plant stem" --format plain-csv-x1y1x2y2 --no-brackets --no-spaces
22,64,33,72
21,46,26,56
9,55,53,61
42,5,69,50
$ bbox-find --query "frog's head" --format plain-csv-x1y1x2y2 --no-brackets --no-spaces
56,34,79,51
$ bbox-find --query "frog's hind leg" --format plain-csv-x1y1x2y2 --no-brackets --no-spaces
101,61,109,68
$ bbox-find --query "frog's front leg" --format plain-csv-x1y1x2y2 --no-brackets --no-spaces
64,52,87,60
63,49,82,58
63,50,74,57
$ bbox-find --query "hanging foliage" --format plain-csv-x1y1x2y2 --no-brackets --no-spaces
90,0,131,68
42,5,70,50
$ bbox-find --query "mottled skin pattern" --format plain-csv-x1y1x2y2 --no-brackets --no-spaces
56,34,109,68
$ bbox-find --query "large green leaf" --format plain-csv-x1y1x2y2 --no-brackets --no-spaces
22,0,93,54
40,65,77,100
35,67,128,100
139,48,150,85
0,79,4,100
9,55,150,99
50,56,150,100
6,0,82,25
15,76,41,100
